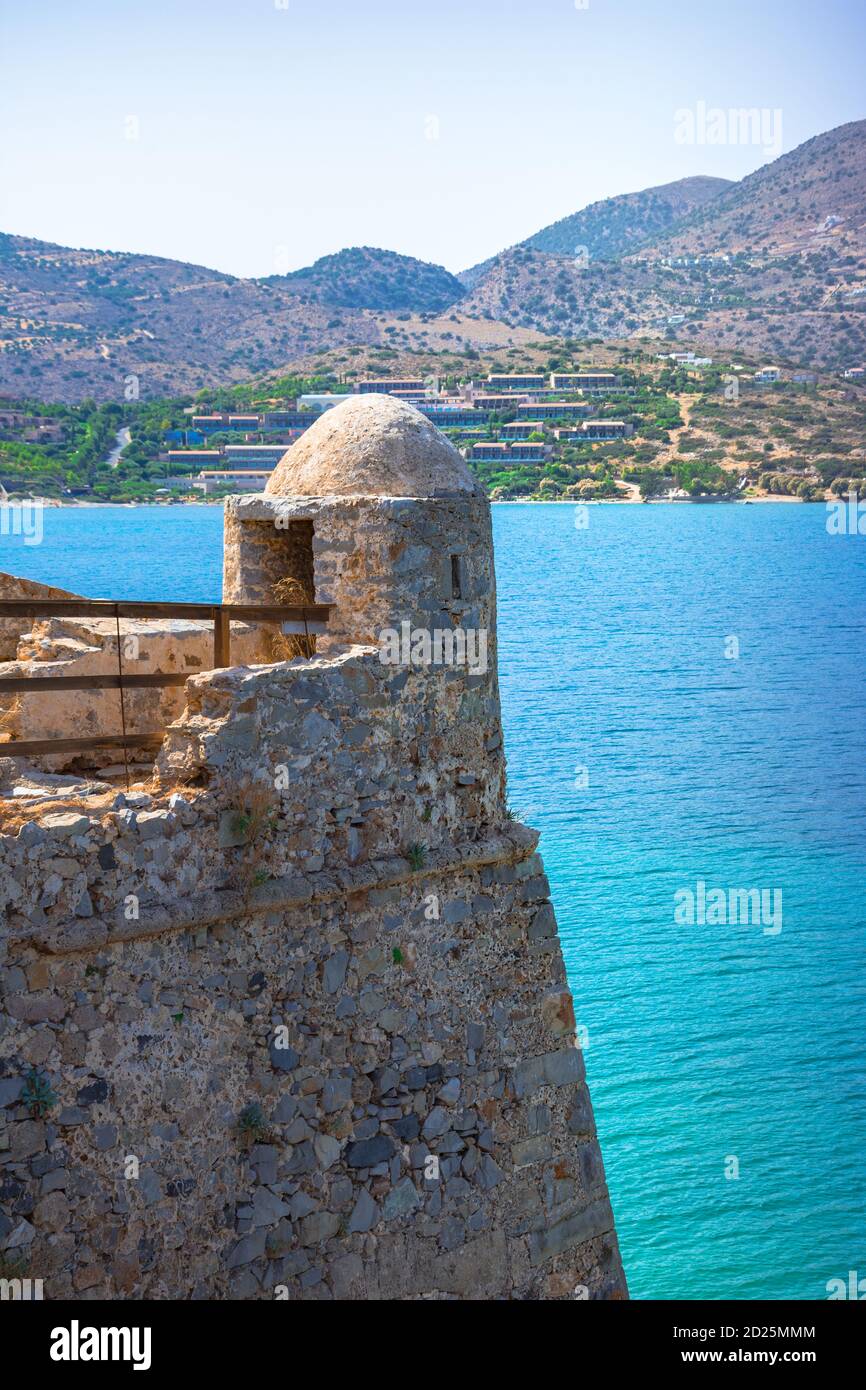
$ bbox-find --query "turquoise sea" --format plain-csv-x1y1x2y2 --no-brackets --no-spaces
2,501,864,1300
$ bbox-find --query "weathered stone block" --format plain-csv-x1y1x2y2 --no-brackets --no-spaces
528,1197,615,1267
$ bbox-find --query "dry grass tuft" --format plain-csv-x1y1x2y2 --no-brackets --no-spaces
226,776,281,901
270,575,315,661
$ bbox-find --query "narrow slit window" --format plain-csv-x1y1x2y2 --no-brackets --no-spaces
450,555,463,599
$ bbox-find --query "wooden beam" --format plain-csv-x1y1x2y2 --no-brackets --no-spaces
0,600,333,623
213,607,231,668
224,604,332,623
0,673,190,693
2,733,164,757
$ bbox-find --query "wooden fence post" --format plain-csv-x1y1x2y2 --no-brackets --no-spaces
213,607,231,668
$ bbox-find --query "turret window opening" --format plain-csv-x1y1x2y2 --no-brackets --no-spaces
450,554,463,600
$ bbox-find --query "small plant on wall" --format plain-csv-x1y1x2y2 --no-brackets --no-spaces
224,777,280,901
21,1068,57,1118
0,1249,30,1280
236,1102,273,1149
405,842,427,871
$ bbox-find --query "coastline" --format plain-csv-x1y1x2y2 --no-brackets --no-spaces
489,494,812,505
1,494,819,510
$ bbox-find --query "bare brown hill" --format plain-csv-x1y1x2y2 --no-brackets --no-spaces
459,121,866,371
2,120,863,401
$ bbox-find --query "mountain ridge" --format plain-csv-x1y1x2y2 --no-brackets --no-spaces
2,117,864,400
458,175,732,290
265,245,465,311
458,119,866,371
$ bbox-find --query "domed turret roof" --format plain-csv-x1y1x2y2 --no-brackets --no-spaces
265,393,482,498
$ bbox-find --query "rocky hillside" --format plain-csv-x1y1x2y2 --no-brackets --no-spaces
459,121,866,371
459,176,731,289
457,246,666,339
0,238,473,400
523,175,731,260
2,119,863,401
648,119,866,259
271,246,465,312
0,234,351,399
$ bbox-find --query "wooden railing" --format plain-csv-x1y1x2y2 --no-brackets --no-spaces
0,597,332,760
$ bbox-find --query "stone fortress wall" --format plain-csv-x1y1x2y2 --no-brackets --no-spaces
0,396,627,1300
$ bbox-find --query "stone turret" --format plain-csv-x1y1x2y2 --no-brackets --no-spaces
265,392,480,499
224,393,496,652
0,395,627,1301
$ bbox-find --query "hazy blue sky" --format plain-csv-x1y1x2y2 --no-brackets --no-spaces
1,0,863,277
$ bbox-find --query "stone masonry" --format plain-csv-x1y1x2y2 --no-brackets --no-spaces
0,396,627,1299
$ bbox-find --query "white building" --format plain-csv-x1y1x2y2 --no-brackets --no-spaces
193,470,272,495
296,394,353,412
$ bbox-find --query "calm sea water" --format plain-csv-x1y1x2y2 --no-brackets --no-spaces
2,501,865,1300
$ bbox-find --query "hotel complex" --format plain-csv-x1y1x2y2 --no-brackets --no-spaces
162,371,631,491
